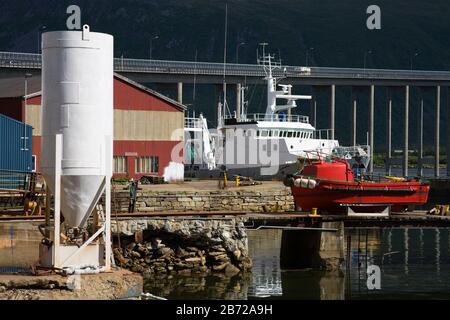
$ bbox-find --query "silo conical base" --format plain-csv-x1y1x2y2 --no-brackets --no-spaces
44,175,104,228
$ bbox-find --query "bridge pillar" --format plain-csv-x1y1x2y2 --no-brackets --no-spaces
417,89,424,177
236,83,241,121
177,82,183,104
287,85,292,120
435,86,441,177
403,85,410,177
280,221,345,271
447,87,450,176
386,87,392,175
330,85,335,140
369,85,375,173
351,88,357,146
310,87,317,128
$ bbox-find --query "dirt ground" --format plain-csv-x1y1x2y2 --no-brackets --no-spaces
0,268,142,300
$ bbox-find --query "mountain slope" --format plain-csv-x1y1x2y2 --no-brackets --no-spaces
0,0,449,148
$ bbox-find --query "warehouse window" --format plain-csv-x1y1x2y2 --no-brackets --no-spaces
113,156,127,173
136,156,159,174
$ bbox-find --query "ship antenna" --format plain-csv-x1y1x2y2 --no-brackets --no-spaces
221,2,230,121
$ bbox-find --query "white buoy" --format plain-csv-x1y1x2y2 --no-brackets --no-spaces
300,178,308,188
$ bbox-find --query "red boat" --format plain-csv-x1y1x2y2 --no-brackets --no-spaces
284,154,430,214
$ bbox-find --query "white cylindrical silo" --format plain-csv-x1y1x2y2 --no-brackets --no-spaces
41,25,113,229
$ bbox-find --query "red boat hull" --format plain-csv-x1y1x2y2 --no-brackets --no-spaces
290,179,430,213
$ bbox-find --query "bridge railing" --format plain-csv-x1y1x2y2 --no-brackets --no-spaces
115,57,267,76
0,51,41,68
3,51,450,80
228,113,309,123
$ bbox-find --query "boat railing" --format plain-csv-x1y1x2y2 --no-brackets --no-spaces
184,117,203,129
313,129,334,140
225,113,309,123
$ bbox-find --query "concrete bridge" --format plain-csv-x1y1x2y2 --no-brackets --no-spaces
1,51,450,177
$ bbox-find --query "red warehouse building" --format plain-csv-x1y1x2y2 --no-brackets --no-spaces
0,73,186,179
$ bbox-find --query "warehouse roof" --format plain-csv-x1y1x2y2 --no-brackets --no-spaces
0,73,187,111
0,75,41,98
113,73,187,111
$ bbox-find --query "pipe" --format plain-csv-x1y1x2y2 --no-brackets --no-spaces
246,225,338,232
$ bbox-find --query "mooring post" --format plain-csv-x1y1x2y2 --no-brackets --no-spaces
435,86,441,177
403,85,410,177
386,87,392,175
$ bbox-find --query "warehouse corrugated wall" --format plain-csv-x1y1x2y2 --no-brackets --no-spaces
0,114,33,189
0,75,185,179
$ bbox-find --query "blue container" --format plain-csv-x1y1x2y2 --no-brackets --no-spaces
0,114,33,190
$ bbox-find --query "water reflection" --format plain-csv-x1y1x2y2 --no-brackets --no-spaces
247,229,282,298
348,227,450,299
2,221,450,299
143,272,252,300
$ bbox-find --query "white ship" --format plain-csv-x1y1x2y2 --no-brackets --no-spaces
184,49,368,179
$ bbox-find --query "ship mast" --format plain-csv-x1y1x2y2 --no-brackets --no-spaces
258,44,312,117
219,2,229,128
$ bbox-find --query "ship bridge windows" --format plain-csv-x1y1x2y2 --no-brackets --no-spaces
255,129,312,139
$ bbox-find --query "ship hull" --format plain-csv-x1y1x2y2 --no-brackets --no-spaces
290,179,430,213
185,162,299,180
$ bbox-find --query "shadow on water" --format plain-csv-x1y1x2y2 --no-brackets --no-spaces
143,229,346,300
144,228,450,300
2,221,450,300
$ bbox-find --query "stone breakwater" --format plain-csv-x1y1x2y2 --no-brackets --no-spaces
112,188,294,213
112,217,252,276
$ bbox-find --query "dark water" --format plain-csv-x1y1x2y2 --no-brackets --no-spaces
2,222,450,300
144,228,450,300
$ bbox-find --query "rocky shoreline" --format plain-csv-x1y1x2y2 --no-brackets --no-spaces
113,217,252,276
